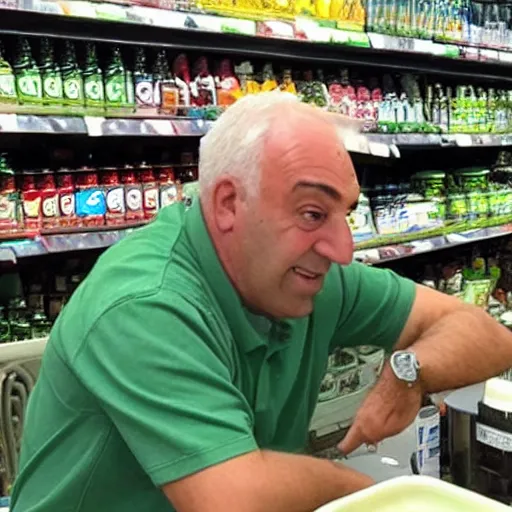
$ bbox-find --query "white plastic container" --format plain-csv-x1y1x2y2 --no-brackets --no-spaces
314,475,511,512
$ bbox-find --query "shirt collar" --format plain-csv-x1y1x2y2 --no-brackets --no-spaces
184,196,277,353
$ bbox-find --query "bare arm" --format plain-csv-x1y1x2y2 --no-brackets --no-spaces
163,450,374,512
340,284,512,454
396,285,512,392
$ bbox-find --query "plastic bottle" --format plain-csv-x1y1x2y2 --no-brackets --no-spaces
75,169,105,227
39,38,63,107
0,154,20,232
57,170,76,228
0,41,17,105
102,167,125,225
158,166,179,209
61,41,84,108
122,165,144,223
134,47,155,110
21,172,41,231
39,170,59,230
140,164,159,220
105,46,130,109
83,42,105,111
14,37,43,105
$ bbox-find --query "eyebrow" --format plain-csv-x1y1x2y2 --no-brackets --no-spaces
293,180,342,201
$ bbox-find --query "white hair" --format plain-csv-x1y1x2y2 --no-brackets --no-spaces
198,91,364,198
198,91,299,198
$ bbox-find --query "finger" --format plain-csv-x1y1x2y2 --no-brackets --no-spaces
338,422,366,456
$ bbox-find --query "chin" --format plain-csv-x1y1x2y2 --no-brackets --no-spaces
273,300,314,319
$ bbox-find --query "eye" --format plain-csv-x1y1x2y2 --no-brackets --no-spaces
300,209,327,226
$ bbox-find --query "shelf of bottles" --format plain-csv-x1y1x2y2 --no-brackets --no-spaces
1,35,512,154
6,0,512,65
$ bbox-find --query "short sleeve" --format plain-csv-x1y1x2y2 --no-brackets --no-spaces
71,290,258,486
333,262,416,353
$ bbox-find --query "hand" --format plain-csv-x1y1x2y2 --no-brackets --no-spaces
338,363,423,456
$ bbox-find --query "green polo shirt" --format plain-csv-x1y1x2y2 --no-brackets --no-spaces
12,198,415,512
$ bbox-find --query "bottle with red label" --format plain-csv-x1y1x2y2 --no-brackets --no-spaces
158,166,179,209
139,163,159,220
57,170,76,228
75,169,106,227
102,167,125,226
122,165,144,223
21,172,41,231
0,155,20,232
39,170,59,230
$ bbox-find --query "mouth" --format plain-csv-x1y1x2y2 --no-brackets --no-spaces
292,266,323,280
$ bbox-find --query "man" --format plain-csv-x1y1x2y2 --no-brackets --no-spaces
12,92,512,512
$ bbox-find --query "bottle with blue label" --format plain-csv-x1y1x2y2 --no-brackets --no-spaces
61,41,84,108
75,169,105,227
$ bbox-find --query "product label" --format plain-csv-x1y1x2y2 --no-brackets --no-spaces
75,188,106,217
59,193,75,216
42,194,58,218
106,186,125,214
125,186,142,211
0,73,16,99
85,75,104,102
64,77,82,101
135,78,154,106
22,193,41,219
476,422,512,452
17,73,42,99
43,74,63,99
106,75,126,104
143,186,158,211
160,184,178,208
0,193,16,222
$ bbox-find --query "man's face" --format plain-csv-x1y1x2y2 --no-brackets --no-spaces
230,116,360,319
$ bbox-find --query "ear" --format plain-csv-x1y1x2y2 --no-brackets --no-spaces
212,178,238,233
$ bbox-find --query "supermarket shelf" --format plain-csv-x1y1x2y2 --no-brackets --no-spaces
0,113,213,136
354,223,512,264
4,219,512,265
4,6,512,82
2,111,512,156
0,225,140,263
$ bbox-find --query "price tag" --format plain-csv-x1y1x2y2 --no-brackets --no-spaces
413,39,436,54
480,48,499,61
369,142,391,158
501,134,512,146
0,114,18,132
476,423,512,452
393,36,415,52
499,51,512,64
0,247,15,264
455,134,473,147
84,116,105,137
462,46,480,60
368,32,386,50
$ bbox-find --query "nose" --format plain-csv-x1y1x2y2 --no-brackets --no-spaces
313,217,354,265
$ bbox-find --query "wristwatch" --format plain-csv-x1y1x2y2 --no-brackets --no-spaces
389,350,421,387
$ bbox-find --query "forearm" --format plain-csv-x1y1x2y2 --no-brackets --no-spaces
168,449,374,512
412,305,512,393
254,450,373,512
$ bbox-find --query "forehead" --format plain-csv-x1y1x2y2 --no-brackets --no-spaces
261,113,359,202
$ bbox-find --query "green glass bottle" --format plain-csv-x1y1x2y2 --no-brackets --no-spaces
14,37,43,105
0,42,17,104
0,307,10,343
61,41,84,108
31,309,52,339
105,46,128,108
8,298,32,342
39,38,63,107
83,42,105,110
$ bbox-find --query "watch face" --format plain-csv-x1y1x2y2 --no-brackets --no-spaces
392,352,418,382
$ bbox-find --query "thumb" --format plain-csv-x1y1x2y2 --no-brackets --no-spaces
338,422,366,457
